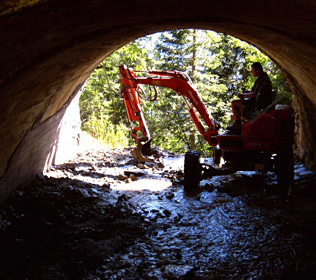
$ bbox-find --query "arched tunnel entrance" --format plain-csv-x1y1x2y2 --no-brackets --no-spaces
1,0,316,201
0,1,316,278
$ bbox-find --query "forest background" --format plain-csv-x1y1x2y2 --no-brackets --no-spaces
79,29,292,156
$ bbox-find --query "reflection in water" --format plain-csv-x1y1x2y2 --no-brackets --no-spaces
0,149,315,279
112,178,172,192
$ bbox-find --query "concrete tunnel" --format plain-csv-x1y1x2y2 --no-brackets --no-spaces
0,0,316,203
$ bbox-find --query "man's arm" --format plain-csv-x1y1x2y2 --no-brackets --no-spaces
237,76,260,99
238,90,257,99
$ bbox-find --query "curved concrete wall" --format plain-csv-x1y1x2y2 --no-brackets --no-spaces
0,0,316,202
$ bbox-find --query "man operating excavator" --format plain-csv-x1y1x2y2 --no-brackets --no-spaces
228,62,273,134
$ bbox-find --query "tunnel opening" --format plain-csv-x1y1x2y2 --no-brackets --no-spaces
1,0,316,207
78,29,293,159
1,1,316,278
2,30,314,279
1,64,315,280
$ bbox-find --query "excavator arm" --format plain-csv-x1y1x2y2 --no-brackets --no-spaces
119,64,218,161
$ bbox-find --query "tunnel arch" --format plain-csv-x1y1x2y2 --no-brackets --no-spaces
1,0,316,202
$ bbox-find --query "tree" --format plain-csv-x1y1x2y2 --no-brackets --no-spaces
79,29,292,155
79,40,150,148
149,29,203,153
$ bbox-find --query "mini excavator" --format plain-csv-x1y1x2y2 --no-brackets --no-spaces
119,64,294,191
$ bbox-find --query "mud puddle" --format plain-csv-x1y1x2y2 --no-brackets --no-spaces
0,147,316,279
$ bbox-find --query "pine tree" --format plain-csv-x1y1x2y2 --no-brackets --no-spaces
79,29,292,154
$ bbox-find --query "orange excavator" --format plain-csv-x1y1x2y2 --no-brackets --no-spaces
119,64,294,191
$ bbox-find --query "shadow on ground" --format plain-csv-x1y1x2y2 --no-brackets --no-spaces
0,148,316,279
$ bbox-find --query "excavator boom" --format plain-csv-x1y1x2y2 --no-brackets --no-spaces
119,64,218,161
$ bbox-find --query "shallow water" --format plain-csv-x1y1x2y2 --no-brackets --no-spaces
0,149,315,279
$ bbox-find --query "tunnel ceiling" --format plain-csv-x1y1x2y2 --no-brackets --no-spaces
1,0,316,200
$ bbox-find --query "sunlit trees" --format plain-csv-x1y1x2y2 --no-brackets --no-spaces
79,41,150,148
79,29,291,155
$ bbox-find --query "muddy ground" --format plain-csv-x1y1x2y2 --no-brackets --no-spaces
0,146,316,280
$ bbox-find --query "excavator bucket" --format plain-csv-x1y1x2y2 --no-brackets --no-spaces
131,139,154,163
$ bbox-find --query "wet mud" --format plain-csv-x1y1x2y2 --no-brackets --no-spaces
0,148,316,279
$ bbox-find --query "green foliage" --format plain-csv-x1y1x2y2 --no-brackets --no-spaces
79,41,150,148
83,113,129,148
79,29,292,156
155,30,195,73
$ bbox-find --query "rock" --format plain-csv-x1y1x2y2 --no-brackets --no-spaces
204,183,215,192
299,170,314,176
103,183,111,189
136,163,149,169
163,264,195,278
117,194,128,201
125,178,132,183
129,175,137,181
124,170,146,177
118,174,128,181
163,209,171,217
165,192,175,200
